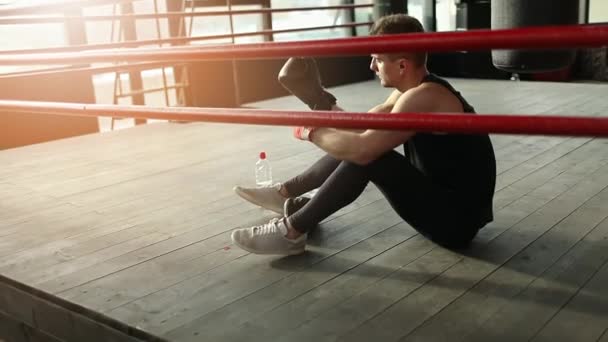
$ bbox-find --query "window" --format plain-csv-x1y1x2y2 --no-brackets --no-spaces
271,0,359,41
589,0,608,23
436,0,456,31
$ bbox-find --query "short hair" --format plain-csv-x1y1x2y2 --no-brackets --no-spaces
369,14,427,67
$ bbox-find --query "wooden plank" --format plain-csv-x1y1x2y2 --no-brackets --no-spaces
0,134,320,260
269,243,467,342
0,132,342,276
164,231,435,341
1,149,329,297
0,146,338,280
0,122,181,177
36,204,279,295
0,192,248,270
0,193,63,229
466,219,608,342
0,123,282,197
598,329,608,342
400,186,608,342
494,136,572,175
494,138,591,191
492,139,608,210
0,275,164,342
0,202,87,233
61,141,320,211
0,310,62,342
30,156,378,292
69,194,389,318
1,196,236,265
0,209,109,258
24,201,263,288
42,187,382,297
45,125,313,201
529,240,608,342
107,203,403,335
0,114,294,184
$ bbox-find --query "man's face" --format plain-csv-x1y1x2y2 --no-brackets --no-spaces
370,54,404,88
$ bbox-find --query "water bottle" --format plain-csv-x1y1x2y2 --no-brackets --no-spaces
255,151,273,187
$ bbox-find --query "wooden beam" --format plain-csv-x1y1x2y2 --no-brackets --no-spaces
0,274,166,342
120,1,146,124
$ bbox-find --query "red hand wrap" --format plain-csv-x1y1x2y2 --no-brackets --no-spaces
293,126,316,141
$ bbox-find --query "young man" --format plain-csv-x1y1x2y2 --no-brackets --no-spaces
231,14,496,255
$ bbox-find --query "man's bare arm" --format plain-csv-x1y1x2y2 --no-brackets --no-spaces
328,89,401,133
332,89,402,113
309,87,437,165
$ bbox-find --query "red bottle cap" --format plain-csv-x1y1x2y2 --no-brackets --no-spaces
259,151,266,159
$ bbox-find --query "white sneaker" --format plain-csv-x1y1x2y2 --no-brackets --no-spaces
283,196,311,217
233,183,287,214
231,218,307,255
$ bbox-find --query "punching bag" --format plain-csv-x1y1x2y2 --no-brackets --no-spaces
491,0,579,73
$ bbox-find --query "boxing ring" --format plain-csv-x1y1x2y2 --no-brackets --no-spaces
1,6,608,342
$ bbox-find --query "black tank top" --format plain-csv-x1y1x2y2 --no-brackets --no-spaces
405,73,497,224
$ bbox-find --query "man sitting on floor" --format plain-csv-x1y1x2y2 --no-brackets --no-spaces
231,14,497,255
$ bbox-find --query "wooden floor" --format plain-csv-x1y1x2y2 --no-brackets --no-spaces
1,78,608,342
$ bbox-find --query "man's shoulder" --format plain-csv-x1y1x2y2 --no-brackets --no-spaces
400,82,463,113
394,84,444,112
402,82,448,99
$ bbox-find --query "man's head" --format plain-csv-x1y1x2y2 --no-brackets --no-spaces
368,14,427,88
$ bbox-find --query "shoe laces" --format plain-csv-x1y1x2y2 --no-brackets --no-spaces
252,218,282,236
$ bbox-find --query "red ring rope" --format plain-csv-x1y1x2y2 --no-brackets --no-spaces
1,100,607,137
0,24,606,65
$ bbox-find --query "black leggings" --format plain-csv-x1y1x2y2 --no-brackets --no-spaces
283,152,484,249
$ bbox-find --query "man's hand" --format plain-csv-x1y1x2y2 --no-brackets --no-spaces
278,57,337,111
293,126,316,141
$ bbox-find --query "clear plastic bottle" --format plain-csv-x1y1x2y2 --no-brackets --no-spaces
255,151,273,187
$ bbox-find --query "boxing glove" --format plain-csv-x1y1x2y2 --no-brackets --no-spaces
278,57,337,111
